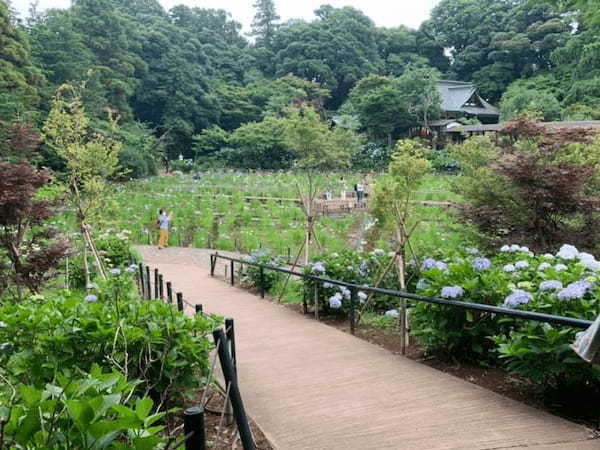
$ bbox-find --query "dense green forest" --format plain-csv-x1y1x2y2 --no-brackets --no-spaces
1,0,600,173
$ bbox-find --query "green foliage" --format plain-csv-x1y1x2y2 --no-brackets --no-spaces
283,107,356,172
413,243,600,390
243,249,284,292
0,1,44,123
499,84,562,121
225,116,293,169
0,274,215,403
0,365,169,449
302,249,402,315
349,67,441,143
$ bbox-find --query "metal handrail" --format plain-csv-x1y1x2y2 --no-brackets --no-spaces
211,253,593,330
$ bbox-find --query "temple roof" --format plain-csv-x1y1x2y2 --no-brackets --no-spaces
437,80,500,118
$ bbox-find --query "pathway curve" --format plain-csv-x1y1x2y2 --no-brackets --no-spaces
136,245,598,450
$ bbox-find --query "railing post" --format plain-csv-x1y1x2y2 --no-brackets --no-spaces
212,329,255,450
225,318,236,373
350,287,357,335
154,268,159,299
195,304,203,315
167,281,173,304
259,267,265,298
177,292,184,312
314,283,319,320
400,297,407,355
184,407,206,450
145,266,151,300
158,274,164,301
138,263,144,296
210,254,216,277
230,260,235,286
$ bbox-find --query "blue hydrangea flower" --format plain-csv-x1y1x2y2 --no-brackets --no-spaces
435,261,448,271
503,264,516,273
509,244,521,252
85,294,98,303
329,293,342,309
358,291,368,304
421,258,438,270
557,280,592,300
110,268,121,276
0,321,6,328
557,244,579,260
126,266,136,274
339,286,351,300
578,252,595,263
472,257,492,271
373,249,385,256
323,282,334,289
538,262,551,271
440,285,465,299
86,283,98,290
584,259,600,271
311,262,326,274
539,280,563,292
500,245,510,252
246,256,255,263
555,264,568,271
503,290,533,309
543,253,554,260
515,260,529,270
416,279,428,291
466,247,479,254
385,309,399,318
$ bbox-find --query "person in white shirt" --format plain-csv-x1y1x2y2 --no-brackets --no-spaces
157,209,171,249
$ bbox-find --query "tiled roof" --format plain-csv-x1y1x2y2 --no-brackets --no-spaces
437,80,499,117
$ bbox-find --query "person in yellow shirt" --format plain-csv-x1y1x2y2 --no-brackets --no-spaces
157,209,171,249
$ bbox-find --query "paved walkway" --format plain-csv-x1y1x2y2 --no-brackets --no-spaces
136,246,598,450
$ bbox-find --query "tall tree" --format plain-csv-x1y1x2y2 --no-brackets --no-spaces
0,0,43,123
250,0,279,46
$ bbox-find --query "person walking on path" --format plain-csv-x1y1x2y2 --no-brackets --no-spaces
157,209,171,249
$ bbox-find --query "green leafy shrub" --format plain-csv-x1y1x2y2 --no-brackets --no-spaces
244,249,285,292
425,148,460,174
0,365,169,449
413,243,600,390
0,270,215,406
302,249,403,315
69,232,134,289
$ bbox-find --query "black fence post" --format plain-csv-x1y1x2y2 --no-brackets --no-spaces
210,254,216,277
259,267,265,299
145,266,151,300
184,407,206,450
195,304,203,315
167,282,173,304
230,260,235,286
158,274,164,301
225,318,236,374
138,263,144,296
212,329,255,450
350,287,357,335
154,268,159,299
177,292,184,312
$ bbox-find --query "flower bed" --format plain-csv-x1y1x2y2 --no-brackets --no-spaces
412,244,600,390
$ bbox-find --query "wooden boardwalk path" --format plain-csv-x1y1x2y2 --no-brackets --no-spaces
137,246,598,450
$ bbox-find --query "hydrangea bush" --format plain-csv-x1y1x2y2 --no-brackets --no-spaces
412,244,600,389
243,249,285,293
302,249,407,315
